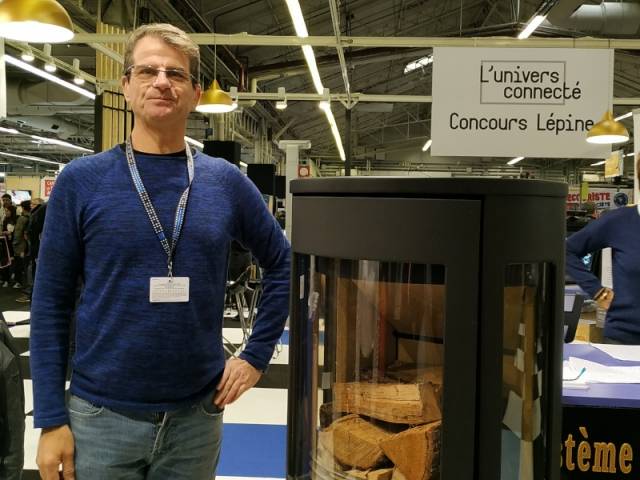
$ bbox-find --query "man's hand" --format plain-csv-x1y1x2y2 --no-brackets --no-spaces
36,424,75,479
214,357,262,407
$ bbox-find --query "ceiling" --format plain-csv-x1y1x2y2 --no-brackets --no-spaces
1,0,639,179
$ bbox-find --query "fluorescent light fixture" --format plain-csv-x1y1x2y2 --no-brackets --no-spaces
323,106,346,161
0,173,5,178
73,76,85,85
590,160,606,166
184,136,204,149
422,139,432,152
30,134,93,152
301,45,324,95
507,156,525,165
0,151,65,165
0,127,19,134
625,152,635,157
22,165,34,169
615,112,633,122
518,15,546,39
4,55,96,100
285,0,345,161
239,161,248,168
404,55,433,74
284,0,309,37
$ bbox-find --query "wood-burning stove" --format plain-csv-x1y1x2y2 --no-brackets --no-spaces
287,178,567,480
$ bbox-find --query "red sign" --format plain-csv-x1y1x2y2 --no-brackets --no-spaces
42,178,56,198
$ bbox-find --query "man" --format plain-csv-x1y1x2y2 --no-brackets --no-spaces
0,193,12,226
31,23,290,480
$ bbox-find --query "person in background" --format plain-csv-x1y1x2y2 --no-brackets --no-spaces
12,200,31,289
1,205,16,287
17,198,46,303
0,193,13,228
566,157,640,344
30,23,290,480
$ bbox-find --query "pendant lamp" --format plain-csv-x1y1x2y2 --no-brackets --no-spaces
586,111,630,145
0,0,74,43
196,79,237,114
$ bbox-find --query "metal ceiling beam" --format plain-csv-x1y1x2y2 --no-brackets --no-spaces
67,33,640,49
329,0,352,104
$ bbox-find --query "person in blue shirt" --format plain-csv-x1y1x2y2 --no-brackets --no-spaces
30,23,290,480
566,162,640,344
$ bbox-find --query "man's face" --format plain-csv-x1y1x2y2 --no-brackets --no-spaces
121,35,201,129
2,198,11,208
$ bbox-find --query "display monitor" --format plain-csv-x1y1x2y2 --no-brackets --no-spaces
1,190,31,204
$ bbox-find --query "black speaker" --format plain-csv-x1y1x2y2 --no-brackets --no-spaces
275,175,286,198
247,164,275,195
203,140,241,166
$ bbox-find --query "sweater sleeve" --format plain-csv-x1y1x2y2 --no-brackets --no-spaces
565,215,612,298
229,170,291,372
30,166,85,428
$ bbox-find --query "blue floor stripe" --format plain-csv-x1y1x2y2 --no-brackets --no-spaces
280,330,289,345
218,424,286,478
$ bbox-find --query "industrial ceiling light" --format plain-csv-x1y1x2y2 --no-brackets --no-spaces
4,54,96,100
507,156,525,165
422,139,432,152
586,111,629,145
72,58,85,85
196,31,237,114
590,160,606,166
285,0,345,161
0,151,65,165
0,0,74,43
21,46,34,62
405,55,433,74
518,15,546,39
30,134,93,152
196,79,236,114
276,87,287,110
42,43,56,72
615,112,633,122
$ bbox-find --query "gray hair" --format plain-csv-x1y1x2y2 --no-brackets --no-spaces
123,23,200,82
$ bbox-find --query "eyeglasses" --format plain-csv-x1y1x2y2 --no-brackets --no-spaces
125,65,197,85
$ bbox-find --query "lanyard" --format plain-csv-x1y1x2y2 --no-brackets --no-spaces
125,139,195,277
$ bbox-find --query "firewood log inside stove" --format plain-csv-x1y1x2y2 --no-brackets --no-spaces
333,373,442,425
380,421,441,480
318,414,392,469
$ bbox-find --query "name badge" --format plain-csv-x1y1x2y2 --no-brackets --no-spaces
149,277,190,303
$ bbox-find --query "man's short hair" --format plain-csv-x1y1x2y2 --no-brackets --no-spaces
1,194,11,200
123,23,200,83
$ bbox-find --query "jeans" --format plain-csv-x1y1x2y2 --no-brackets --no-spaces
68,391,223,480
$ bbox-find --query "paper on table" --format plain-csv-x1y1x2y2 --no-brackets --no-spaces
568,356,640,384
3,310,30,324
562,361,588,389
592,343,640,362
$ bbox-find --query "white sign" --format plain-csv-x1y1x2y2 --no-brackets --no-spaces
40,176,56,200
566,187,633,210
431,48,613,159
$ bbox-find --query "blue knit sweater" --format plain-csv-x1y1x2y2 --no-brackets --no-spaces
30,146,291,428
566,205,640,343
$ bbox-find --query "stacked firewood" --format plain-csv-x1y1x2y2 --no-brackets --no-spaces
317,367,443,480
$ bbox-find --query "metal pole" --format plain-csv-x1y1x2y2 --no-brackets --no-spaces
345,107,352,176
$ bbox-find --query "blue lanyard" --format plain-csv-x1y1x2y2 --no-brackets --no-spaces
125,139,194,277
